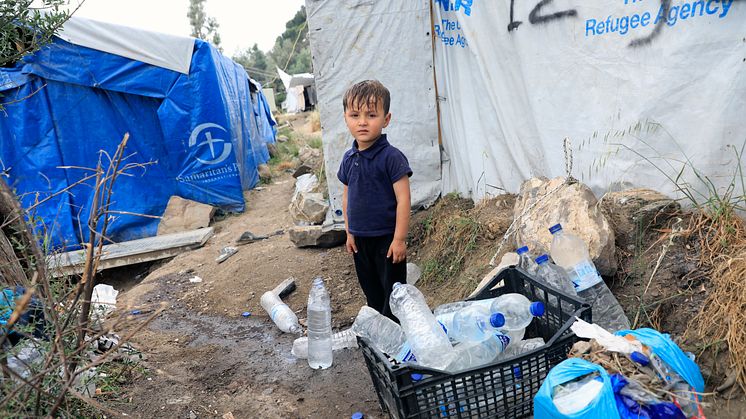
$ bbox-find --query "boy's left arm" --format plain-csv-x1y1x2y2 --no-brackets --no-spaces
387,176,411,263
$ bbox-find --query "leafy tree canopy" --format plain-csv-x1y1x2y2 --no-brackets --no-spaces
1,0,70,68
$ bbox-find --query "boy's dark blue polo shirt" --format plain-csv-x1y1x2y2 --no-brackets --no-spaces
337,134,412,237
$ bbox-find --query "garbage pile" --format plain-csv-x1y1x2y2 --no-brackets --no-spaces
534,318,706,418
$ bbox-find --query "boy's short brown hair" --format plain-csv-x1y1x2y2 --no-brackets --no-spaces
342,80,391,114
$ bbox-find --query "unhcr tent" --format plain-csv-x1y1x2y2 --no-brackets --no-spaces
306,0,746,222
0,16,276,250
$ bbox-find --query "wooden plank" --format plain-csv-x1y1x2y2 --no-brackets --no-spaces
47,227,214,277
272,277,296,299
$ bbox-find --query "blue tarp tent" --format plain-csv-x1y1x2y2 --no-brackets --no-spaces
0,17,276,251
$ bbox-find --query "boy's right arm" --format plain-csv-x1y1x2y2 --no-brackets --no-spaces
342,185,357,254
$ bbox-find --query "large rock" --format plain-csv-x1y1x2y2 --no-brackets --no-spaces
289,192,329,225
600,188,680,249
157,196,216,235
297,145,322,167
289,225,345,248
513,177,616,276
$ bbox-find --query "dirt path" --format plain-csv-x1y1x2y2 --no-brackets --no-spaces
107,173,382,418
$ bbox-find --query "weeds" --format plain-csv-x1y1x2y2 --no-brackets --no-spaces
0,134,162,417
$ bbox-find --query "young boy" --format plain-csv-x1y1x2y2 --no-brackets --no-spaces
337,80,412,320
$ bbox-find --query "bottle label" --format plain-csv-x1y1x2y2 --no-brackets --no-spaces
396,343,417,363
570,261,602,292
269,304,283,321
494,333,511,351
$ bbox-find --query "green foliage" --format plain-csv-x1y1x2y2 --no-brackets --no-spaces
187,0,221,51
0,0,69,68
233,6,311,105
308,136,322,150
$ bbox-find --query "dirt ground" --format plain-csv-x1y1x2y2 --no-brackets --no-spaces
95,112,745,418
102,172,384,418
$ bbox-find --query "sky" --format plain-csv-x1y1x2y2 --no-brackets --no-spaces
62,0,305,56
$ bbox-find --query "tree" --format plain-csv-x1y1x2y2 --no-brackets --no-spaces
1,0,71,68
233,43,272,85
187,0,221,51
265,6,312,104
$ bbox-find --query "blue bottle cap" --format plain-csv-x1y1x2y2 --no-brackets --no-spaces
351,412,364,419
130,309,141,315
490,313,505,328
513,366,523,379
530,302,545,317
410,373,424,382
535,254,549,265
242,311,251,317
516,246,529,255
630,351,650,366
548,224,563,234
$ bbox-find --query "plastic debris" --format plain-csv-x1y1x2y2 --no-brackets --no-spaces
188,276,203,283
215,246,238,263
241,311,251,317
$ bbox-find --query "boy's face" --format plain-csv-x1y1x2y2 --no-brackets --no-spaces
343,99,391,148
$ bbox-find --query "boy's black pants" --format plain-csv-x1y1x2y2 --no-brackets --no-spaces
352,234,406,321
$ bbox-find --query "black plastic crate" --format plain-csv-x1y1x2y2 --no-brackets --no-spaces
359,267,591,419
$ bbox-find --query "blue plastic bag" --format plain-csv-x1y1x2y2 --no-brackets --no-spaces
534,358,621,419
616,328,705,393
610,373,686,419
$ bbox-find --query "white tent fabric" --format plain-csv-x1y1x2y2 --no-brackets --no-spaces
59,15,195,74
434,1,746,200
306,0,442,222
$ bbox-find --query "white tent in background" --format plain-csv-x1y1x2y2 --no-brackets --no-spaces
277,67,316,113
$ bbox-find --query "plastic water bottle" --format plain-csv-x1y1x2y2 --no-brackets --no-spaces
516,246,539,274
433,297,498,317
436,304,505,343
351,305,416,363
291,328,358,359
490,293,544,330
390,283,456,370
260,291,301,334
534,254,577,310
498,337,545,359
307,278,332,369
549,223,630,332
445,333,511,372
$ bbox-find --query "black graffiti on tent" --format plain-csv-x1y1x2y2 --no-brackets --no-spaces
627,0,671,47
629,0,745,48
508,0,578,32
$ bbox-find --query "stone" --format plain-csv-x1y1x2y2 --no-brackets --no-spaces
599,188,680,248
289,192,328,225
513,177,616,276
292,164,314,178
257,164,272,181
157,196,216,235
277,135,289,143
288,225,345,248
297,145,322,167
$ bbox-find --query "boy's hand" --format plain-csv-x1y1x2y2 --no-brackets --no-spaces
387,239,407,264
346,233,358,254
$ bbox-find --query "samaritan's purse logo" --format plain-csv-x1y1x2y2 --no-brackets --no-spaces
189,123,231,165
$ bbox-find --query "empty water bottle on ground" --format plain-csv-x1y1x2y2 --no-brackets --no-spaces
260,291,301,334
516,245,539,274
307,277,332,369
436,304,505,343
390,283,456,370
291,328,358,359
534,254,577,311
351,305,416,363
549,223,630,332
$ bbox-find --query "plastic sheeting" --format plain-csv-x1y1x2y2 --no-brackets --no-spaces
0,26,273,250
434,1,746,200
306,0,442,222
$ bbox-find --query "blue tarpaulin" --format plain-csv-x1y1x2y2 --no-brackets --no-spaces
0,31,275,251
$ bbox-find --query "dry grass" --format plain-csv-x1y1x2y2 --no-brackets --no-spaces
689,209,746,393
411,194,515,305
309,110,321,132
